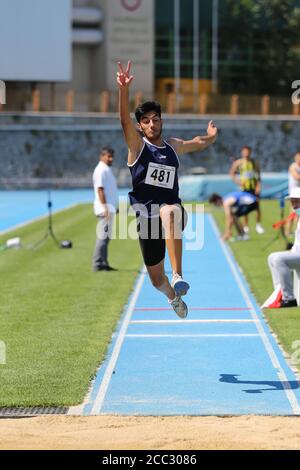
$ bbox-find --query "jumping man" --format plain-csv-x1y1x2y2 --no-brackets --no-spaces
117,61,218,318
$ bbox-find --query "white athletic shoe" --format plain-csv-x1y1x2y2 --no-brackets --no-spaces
169,296,188,319
256,223,265,234
171,272,190,296
243,226,250,234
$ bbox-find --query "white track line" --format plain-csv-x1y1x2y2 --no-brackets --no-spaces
90,268,146,415
209,214,300,415
126,334,259,338
130,319,258,324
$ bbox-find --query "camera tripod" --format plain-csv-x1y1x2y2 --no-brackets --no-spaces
31,190,61,250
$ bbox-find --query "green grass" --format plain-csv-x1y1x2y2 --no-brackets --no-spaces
210,199,300,367
1,200,299,407
0,204,141,407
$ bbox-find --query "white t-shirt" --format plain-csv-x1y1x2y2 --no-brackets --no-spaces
288,163,300,192
93,161,118,216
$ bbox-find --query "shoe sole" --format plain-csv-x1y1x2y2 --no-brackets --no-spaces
176,312,188,319
175,302,188,319
173,280,190,297
178,309,188,319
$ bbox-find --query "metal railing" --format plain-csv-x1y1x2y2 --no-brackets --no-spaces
1,89,299,116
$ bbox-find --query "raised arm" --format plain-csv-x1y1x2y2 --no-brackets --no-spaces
168,120,218,156
117,61,143,165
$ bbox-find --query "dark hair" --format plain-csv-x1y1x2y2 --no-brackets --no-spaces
135,101,162,123
101,147,114,156
242,145,252,152
208,193,222,204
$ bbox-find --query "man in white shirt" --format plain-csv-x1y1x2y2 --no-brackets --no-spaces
267,187,300,308
285,151,300,237
92,148,118,271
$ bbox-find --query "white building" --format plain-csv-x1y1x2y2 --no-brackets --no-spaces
0,0,154,110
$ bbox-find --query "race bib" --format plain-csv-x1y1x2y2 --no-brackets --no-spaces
242,171,255,179
145,162,176,189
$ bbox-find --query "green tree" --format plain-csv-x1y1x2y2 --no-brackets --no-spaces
220,0,300,94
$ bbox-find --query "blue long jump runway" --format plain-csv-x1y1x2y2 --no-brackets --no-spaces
69,213,300,416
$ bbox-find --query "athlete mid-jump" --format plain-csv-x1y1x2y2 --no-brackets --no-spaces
117,60,218,318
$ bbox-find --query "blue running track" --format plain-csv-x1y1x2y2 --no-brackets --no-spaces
0,189,129,233
0,190,93,233
70,213,300,416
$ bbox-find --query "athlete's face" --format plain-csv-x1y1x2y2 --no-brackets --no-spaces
241,147,251,159
138,112,163,141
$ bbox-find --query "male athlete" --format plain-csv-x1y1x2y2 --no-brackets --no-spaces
117,61,218,318
229,145,264,234
209,191,258,241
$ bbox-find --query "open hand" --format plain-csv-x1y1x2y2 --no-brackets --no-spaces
222,232,231,241
117,61,134,88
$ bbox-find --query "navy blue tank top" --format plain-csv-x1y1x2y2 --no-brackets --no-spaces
128,138,181,217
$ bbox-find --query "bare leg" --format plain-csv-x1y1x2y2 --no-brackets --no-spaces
160,205,183,276
233,216,244,235
256,202,261,223
146,259,175,301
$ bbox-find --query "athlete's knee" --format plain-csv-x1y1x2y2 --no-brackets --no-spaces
160,204,181,224
160,205,183,238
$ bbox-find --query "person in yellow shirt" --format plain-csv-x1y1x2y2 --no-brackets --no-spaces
229,145,264,234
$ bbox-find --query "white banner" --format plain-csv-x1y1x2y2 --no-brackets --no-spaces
106,0,154,94
0,80,5,104
0,0,71,81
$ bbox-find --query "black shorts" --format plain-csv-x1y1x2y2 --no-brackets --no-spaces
235,201,258,217
242,188,260,199
137,206,188,267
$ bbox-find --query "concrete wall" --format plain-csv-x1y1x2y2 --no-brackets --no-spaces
0,113,299,188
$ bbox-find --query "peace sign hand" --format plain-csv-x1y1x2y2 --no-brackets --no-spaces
207,120,218,142
117,61,134,88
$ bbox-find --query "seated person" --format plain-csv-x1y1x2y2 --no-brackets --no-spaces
266,187,300,308
209,191,258,241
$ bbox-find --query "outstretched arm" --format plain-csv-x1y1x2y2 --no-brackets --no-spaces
222,201,234,240
168,120,218,156
221,197,238,240
117,61,143,165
